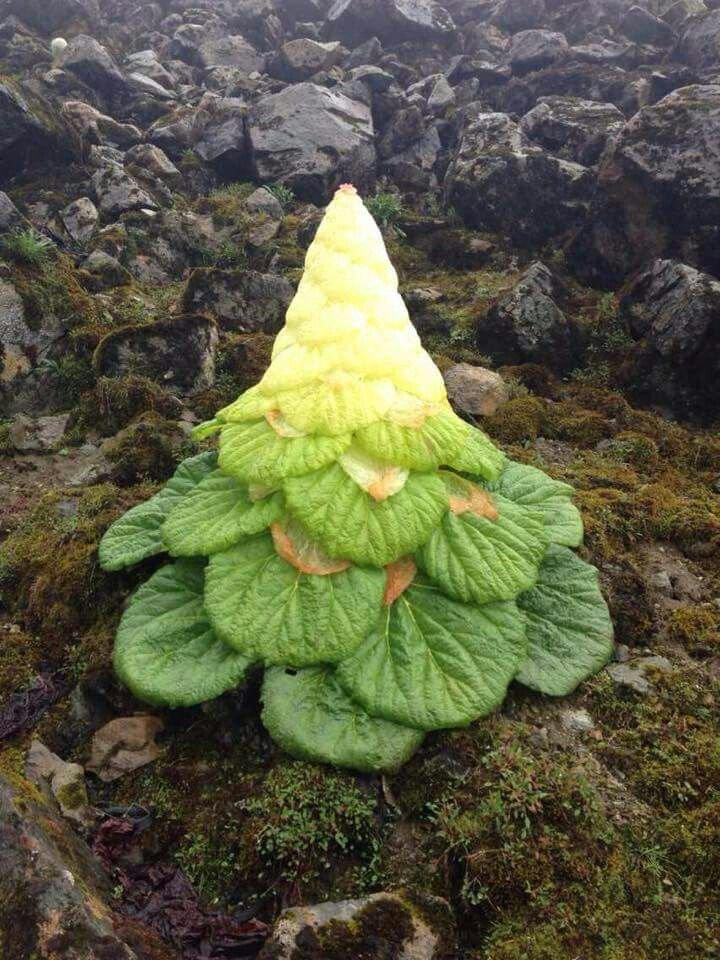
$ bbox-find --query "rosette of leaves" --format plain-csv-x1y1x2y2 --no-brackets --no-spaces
99,186,613,773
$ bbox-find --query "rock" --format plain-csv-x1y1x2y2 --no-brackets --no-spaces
12,0,100,32
0,280,65,389
559,707,595,733
56,34,126,97
94,314,218,395
86,715,164,782
324,0,456,46
193,95,249,177
79,249,132,290
480,262,581,372
569,84,720,285
618,259,720,420
272,38,344,80
675,9,720,67
248,82,376,203
61,100,142,148
92,161,158,216
246,186,284,220
182,268,294,332
427,74,455,112
508,29,569,75
258,892,456,960
520,95,625,166
198,34,265,72
7,413,70,452
0,190,23,230
125,48,177,89
0,773,148,959
383,126,441,190
127,71,178,101
60,196,98,243
492,0,547,32
620,5,675,44
606,656,673,694
0,81,46,161
25,739,93,827
445,111,593,247
443,363,511,417
125,143,181,182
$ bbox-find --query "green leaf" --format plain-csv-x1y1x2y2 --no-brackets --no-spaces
353,413,469,471
262,666,425,773
191,418,222,440
284,463,448,567
446,425,505,480
515,544,614,696
114,559,250,707
219,419,351,486
162,471,283,557
336,580,526,730
204,534,385,666
98,452,217,571
488,460,583,547
416,495,547,605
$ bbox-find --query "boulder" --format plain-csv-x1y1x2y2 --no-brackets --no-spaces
675,8,720,66
508,29,569,74
258,892,455,960
271,38,344,80
182,268,294,332
569,84,720,284
492,0,547,32
25,739,93,827
444,111,593,246
520,95,625,166
427,74,455,112
7,413,70,452
248,82,376,203
8,0,100,31
93,314,218,394
91,161,158,215
79,250,132,290
246,186,284,220
618,258,720,421
61,100,142,148
0,81,47,161
193,96,249,177
0,190,24,230
60,196,99,243
0,280,64,384
324,0,455,46
125,48,177,89
125,143,181,182
443,363,511,417
56,34,126,97
198,35,265,73
619,5,675,44
479,262,582,372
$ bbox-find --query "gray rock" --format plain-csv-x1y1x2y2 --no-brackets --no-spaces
86,715,164,783
444,363,511,417
0,81,46,157
325,0,455,46
26,740,94,827
0,281,64,385
675,8,720,66
182,267,294,332
508,29,569,74
480,262,581,372
60,196,99,243
606,656,673,694
0,190,23,230
427,74,455,112
348,64,396,91
80,250,132,290
7,413,70,452
384,126,441,190
559,707,595,733
272,38,344,80
56,34,126,96
620,5,675,44
258,892,455,960
520,95,625,166
12,0,100,31
246,186,284,220
492,0,546,31
94,314,218,395
248,82,376,203
663,0,708,31
126,71,178,100
198,35,265,73
61,100,142,148
91,161,158,215
125,48,177,88
194,96,249,175
125,143,181,182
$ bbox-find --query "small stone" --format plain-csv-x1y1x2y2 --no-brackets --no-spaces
8,413,70,452
86,715,164,782
444,363,511,418
26,739,94,827
246,186,284,220
559,707,595,734
606,655,673,694
60,197,99,244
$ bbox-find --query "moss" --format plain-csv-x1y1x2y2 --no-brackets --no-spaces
0,625,41,706
484,396,545,444
190,332,272,419
67,375,181,440
290,898,415,960
666,605,720,656
8,255,99,333
54,778,88,812
103,414,192,486
0,422,11,454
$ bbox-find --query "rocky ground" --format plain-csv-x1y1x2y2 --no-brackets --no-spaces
0,0,719,957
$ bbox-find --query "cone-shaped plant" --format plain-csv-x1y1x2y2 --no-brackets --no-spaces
99,185,613,773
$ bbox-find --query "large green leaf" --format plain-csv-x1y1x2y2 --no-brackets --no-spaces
416,496,547,605
114,559,250,707
262,666,425,773
162,471,283,557
515,544,614,696
488,460,583,547
353,413,468,471
219,419,350,486
446,425,505,480
98,452,217,571
336,580,526,730
284,463,448,567
204,534,385,666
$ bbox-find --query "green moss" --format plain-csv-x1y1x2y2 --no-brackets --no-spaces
484,396,545,444
290,898,415,960
666,605,719,656
8,255,99,333
103,413,192,486
67,375,181,440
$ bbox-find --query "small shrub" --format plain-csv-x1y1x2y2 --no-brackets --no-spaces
366,191,404,232
266,182,296,211
1,229,55,266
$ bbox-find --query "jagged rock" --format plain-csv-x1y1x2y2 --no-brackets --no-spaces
427,74,455,112
125,143,181,182
80,249,132,290
91,161,158,215
60,196,99,243
569,84,720,284
9,0,99,31
94,314,218,394
271,38,344,80
492,0,546,31
445,111,593,246
619,5,675,44
125,48,177,89
497,60,644,116
258,892,456,960
182,267,294,331
618,259,720,420
0,190,23,230
56,34,126,96
606,656,673,694
384,126,441,189
675,8,720,66
25,739,94,827
520,95,625,165
480,262,581,372
0,279,64,385
86,715,164,782
6,413,70,451
126,71,179,101
508,28,569,74
444,363,511,417
0,81,46,160
246,186,284,219
664,0,707,31
61,100,142,148
248,82,376,203
324,0,456,46
193,95,249,176
198,34,265,72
